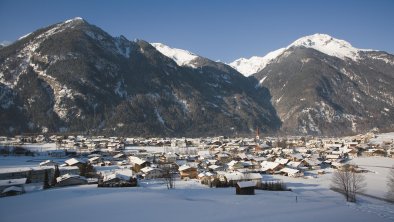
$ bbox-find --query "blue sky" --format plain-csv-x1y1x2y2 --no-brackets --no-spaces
0,0,393,62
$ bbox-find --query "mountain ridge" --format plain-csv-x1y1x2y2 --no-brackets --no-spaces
0,18,281,136
0,18,393,136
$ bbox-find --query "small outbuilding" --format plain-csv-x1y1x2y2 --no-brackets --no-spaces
56,174,88,187
236,181,256,195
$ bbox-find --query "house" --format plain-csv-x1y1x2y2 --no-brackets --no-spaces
99,169,137,187
279,168,303,177
88,156,101,164
218,172,261,185
56,174,88,187
129,156,150,172
159,153,177,163
65,158,86,167
286,161,303,170
140,167,164,179
178,165,198,179
236,181,256,195
260,161,283,174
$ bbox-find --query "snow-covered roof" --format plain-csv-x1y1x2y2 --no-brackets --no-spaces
286,161,302,169
274,158,289,165
237,181,256,188
261,161,280,170
280,167,300,175
88,156,100,162
56,174,87,182
113,153,126,158
128,156,147,165
179,165,195,171
227,160,238,167
65,158,85,166
141,167,162,174
208,165,221,170
39,160,56,166
0,178,27,186
2,186,23,193
102,169,133,182
326,154,340,159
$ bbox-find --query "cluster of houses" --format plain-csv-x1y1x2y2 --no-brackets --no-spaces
1,132,393,196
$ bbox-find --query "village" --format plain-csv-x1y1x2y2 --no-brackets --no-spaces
0,131,393,197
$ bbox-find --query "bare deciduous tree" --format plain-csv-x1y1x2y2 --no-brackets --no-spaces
387,165,394,201
161,164,176,189
331,164,366,202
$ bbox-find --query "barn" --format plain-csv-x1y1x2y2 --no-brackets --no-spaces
236,181,256,195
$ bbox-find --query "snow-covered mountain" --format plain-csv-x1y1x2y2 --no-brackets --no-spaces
230,33,376,76
151,43,198,67
0,18,280,136
1,19,393,137
251,34,394,135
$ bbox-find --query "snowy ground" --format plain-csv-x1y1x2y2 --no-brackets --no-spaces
0,180,393,222
1,133,394,221
350,157,394,199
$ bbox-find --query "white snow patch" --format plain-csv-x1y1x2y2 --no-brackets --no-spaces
64,17,83,24
151,43,198,67
369,54,394,65
18,32,32,40
229,48,286,76
259,76,268,84
154,109,165,125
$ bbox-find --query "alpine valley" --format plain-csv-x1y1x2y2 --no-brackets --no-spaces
0,18,393,136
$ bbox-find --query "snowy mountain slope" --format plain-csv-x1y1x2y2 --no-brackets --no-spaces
229,48,286,77
151,43,198,67
230,33,376,76
252,36,394,135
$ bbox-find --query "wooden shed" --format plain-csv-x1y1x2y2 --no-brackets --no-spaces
236,181,256,195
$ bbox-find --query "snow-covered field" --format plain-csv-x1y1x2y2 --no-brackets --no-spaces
350,157,394,199
0,179,393,222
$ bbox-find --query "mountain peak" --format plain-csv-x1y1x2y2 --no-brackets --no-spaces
229,33,376,76
289,33,364,61
151,42,198,67
64,17,85,24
